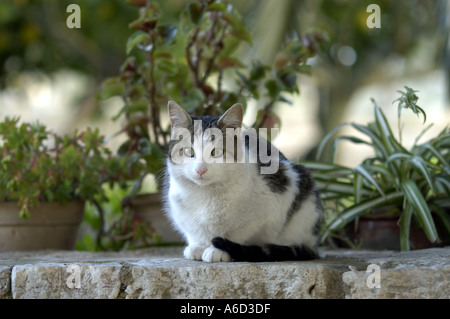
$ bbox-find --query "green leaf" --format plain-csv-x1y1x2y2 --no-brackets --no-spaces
315,123,349,161
399,203,413,251
374,105,396,155
434,132,450,149
236,70,250,87
431,197,450,209
221,12,252,44
265,79,282,100
373,106,404,178
311,172,350,182
220,36,242,57
117,140,132,157
182,88,206,112
188,2,203,24
417,143,448,166
230,27,252,44
434,175,450,195
292,64,312,76
157,25,177,45
143,143,165,174
98,78,125,100
277,69,298,92
302,161,351,172
329,136,371,162
125,99,148,115
394,86,426,123
315,180,372,197
409,155,437,195
350,123,387,159
278,95,293,105
249,61,270,81
386,152,411,164
413,123,434,147
401,179,438,243
126,31,150,55
157,59,177,74
366,163,394,182
19,206,30,219
130,173,147,197
207,2,227,12
389,135,410,154
386,152,437,194
354,173,363,204
354,164,385,197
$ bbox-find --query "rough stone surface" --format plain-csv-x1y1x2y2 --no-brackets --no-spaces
0,266,11,298
341,248,450,298
124,259,345,298
0,246,448,299
12,263,121,299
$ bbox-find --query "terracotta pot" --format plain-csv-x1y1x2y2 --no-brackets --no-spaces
0,201,84,251
124,193,185,243
343,213,449,250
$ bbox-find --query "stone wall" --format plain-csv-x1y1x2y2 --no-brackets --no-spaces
0,247,449,299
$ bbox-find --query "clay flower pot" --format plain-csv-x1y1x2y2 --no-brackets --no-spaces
343,212,449,250
0,201,84,251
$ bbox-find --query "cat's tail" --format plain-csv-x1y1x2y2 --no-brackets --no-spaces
212,237,319,262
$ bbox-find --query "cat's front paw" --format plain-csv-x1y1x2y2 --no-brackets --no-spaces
184,245,205,260
202,246,231,262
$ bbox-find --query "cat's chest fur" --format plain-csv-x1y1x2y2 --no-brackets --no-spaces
168,167,251,229
166,162,298,244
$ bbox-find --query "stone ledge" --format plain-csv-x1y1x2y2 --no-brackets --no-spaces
0,247,449,299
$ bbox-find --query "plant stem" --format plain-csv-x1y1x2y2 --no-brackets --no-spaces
215,69,224,106
93,198,106,251
200,13,224,85
146,32,162,149
186,26,202,88
253,100,275,129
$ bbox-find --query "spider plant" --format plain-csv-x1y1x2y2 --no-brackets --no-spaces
305,87,450,250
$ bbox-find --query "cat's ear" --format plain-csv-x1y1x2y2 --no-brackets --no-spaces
168,100,192,128
218,103,243,129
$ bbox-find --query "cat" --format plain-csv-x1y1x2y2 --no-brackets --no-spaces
162,100,322,262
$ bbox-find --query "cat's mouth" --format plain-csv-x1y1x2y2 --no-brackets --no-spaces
193,175,213,185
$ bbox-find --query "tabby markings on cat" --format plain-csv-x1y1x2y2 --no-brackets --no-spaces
163,100,322,262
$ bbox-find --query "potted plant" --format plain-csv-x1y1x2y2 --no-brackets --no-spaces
305,87,450,250
0,117,128,251
98,0,326,245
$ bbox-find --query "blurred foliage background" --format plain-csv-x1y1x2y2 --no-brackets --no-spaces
0,0,449,159
1,0,449,251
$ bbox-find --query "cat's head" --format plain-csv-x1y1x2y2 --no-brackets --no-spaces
167,100,246,186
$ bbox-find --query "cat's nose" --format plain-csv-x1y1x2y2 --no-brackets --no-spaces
196,167,208,176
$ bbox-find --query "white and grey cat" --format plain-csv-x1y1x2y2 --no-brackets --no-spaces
162,100,322,262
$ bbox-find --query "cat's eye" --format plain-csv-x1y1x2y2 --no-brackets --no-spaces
183,147,195,157
211,148,223,158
